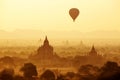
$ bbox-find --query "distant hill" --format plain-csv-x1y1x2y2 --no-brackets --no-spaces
0,29,120,40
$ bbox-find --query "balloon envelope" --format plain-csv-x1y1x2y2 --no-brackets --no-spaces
69,8,79,21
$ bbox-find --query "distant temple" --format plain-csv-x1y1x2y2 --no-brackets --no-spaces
87,45,104,65
37,36,54,59
29,36,59,63
89,45,98,56
29,36,105,67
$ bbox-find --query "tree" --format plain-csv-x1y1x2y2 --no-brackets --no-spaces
97,61,120,80
78,64,99,80
78,64,99,75
56,74,65,80
40,69,55,80
65,72,75,79
0,68,14,80
13,75,25,80
20,63,38,79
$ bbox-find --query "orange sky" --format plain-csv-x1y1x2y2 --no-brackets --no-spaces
0,0,120,33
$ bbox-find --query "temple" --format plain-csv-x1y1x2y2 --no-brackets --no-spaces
89,45,98,56
29,36,104,67
37,36,54,59
29,36,59,65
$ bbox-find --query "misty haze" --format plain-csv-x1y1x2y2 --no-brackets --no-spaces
1,0,120,80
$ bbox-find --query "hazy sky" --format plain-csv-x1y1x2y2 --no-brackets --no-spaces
0,0,120,32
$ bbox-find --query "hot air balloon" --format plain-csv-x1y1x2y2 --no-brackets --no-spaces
69,8,79,22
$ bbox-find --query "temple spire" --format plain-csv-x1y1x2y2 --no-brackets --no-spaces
44,36,49,45
89,45,97,56
92,45,95,51
45,36,48,41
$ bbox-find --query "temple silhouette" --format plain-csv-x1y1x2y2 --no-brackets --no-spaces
29,36,105,67
89,45,97,56
37,36,54,59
